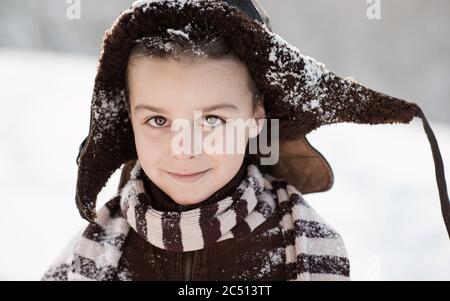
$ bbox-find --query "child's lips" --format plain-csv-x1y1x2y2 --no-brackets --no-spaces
166,169,211,183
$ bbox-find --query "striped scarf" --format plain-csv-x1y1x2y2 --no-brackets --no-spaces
43,160,350,281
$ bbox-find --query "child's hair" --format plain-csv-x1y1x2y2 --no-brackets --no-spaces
125,30,263,114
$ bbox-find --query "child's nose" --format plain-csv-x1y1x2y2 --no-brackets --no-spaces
169,122,203,160
170,138,202,160
170,152,200,160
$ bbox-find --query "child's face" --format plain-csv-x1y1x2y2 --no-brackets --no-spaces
127,56,265,206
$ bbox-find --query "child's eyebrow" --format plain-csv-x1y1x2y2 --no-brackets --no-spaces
134,103,238,113
201,104,238,113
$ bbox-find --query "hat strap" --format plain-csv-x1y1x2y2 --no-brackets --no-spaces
417,109,450,239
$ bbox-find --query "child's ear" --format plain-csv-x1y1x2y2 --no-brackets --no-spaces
249,98,266,138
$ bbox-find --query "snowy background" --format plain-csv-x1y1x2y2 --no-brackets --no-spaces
1,0,449,280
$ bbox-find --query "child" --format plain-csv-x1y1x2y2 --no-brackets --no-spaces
42,0,449,281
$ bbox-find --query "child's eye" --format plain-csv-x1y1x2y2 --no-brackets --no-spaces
146,116,168,128
201,115,225,128
145,115,225,129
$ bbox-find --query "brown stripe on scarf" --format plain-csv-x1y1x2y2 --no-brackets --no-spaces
42,264,70,281
277,197,294,215
230,188,251,237
104,195,124,218
254,199,274,218
161,211,182,251
270,179,289,193
231,220,252,237
71,254,116,281
289,193,310,208
82,223,127,249
284,255,350,279
296,254,350,276
199,202,222,246
294,220,339,239
135,193,149,237
277,191,309,216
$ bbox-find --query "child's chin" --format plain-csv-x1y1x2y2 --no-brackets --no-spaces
169,188,212,205
172,196,204,206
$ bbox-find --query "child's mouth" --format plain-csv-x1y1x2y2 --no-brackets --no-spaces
166,169,211,183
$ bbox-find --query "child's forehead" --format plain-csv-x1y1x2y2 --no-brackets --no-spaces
131,89,250,112
127,57,254,103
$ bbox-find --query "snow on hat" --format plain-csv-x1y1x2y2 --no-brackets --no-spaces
75,0,449,239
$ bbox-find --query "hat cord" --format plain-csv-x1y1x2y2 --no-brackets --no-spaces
417,109,450,240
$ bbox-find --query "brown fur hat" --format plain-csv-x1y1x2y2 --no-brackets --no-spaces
75,0,449,238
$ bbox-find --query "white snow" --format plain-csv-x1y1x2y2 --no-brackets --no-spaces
256,247,284,278
0,49,122,280
306,121,450,280
92,89,126,143
133,22,208,58
0,49,449,280
131,0,202,12
265,31,332,110
167,28,190,40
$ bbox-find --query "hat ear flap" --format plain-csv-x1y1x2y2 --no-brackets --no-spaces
301,68,450,238
256,31,421,137
312,74,421,127
75,89,136,223
268,136,334,194
305,73,450,238
264,31,449,237
263,31,449,237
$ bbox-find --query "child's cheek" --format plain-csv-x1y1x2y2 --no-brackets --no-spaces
134,127,171,153
135,127,163,146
